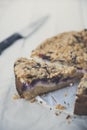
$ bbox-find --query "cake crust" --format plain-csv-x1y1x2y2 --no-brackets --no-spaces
74,74,87,115
14,58,83,100
31,30,87,71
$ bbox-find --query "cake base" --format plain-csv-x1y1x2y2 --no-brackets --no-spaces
74,94,87,115
15,77,81,100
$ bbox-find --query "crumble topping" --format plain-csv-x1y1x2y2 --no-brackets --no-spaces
31,29,87,70
14,58,80,85
77,74,87,95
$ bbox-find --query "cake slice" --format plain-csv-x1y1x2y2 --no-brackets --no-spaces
74,74,87,115
14,58,83,100
31,29,87,71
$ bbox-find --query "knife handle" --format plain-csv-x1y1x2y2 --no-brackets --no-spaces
0,33,23,54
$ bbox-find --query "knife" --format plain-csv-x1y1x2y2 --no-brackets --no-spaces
0,16,49,54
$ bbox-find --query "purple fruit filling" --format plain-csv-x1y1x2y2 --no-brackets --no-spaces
22,83,29,91
21,76,75,91
77,68,87,74
38,54,51,61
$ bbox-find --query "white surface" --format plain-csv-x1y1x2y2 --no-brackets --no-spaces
0,0,87,130
41,83,78,114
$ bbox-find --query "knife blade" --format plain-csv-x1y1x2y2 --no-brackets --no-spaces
0,16,49,54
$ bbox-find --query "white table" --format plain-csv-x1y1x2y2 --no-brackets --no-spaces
0,0,87,130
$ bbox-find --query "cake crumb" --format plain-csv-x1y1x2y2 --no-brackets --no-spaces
50,107,52,110
39,101,43,104
66,115,72,124
55,104,66,110
66,115,71,120
64,93,67,97
13,94,20,100
64,101,66,104
55,112,59,116
55,111,61,116
30,98,36,103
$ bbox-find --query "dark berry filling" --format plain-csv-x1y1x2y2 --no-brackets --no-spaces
21,75,75,91
38,54,51,61
22,83,29,91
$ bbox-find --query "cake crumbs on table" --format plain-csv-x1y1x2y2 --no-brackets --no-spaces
66,115,71,120
66,115,72,124
13,94,20,100
64,93,68,97
50,107,52,110
39,101,43,104
55,104,66,110
55,112,59,116
30,98,36,103
55,111,61,116
64,101,66,104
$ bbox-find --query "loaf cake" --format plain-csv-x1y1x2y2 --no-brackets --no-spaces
14,58,83,100
31,29,87,71
74,74,87,115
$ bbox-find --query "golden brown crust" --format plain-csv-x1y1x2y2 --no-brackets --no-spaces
74,74,87,115
15,77,24,97
31,30,87,70
14,58,83,100
14,58,81,84
77,74,87,95
74,100,87,115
